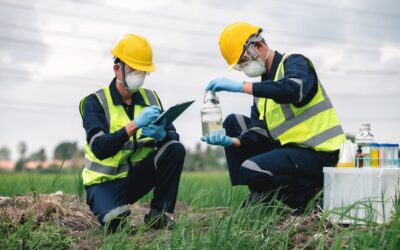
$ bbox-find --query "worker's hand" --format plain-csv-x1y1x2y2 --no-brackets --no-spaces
201,129,233,147
141,119,167,141
134,106,160,128
206,78,243,93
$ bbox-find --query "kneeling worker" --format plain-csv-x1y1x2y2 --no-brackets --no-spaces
202,22,345,211
79,34,185,231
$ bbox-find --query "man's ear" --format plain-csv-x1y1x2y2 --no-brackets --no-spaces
113,64,120,73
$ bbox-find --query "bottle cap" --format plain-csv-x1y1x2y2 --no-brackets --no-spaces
203,91,219,104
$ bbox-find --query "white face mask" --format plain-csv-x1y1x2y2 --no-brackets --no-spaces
242,60,266,77
240,46,270,78
117,63,147,93
125,71,146,93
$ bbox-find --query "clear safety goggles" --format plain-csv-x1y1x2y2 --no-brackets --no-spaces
233,43,258,71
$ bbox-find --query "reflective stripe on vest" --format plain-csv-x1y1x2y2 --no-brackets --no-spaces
256,54,345,151
85,158,130,176
81,86,161,186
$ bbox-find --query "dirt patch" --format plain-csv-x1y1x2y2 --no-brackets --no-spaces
275,207,337,249
1,193,344,249
0,192,192,249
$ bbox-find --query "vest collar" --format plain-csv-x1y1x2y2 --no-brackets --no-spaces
109,78,148,107
261,51,283,81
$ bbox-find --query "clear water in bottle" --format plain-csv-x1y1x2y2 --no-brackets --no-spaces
201,91,223,136
355,123,374,167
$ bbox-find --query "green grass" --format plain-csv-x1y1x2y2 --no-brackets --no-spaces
0,171,247,207
1,171,399,249
0,219,74,250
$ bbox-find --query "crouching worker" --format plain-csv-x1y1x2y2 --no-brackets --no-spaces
202,22,345,213
79,34,185,232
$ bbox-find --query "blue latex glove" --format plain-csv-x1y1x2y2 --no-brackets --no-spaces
134,106,160,128
206,77,243,93
201,129,233,147
141,119,167,141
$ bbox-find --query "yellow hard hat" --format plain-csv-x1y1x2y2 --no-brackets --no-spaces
111,34,156,72
218,22,261,70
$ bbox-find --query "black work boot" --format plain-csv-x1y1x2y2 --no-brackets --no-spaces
144,209,175,230
241,192,266,207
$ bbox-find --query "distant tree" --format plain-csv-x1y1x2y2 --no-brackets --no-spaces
15,141,27,171
0,146,11,161
29,148,47,161
183,143,227,172
17,141,27,159
53,142,78,160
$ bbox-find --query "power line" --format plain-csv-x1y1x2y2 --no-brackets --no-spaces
344,69,400,76
1,35,399,79
0,20,381,56
0,70,101,87
0,0,390,48
0,29,216,59
0,99,76,110
274,0,400,20
0,22,218,59
0,1,215,38
0,40,223,70
0,104,77,116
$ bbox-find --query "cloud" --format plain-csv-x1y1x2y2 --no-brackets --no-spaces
380,43,400,63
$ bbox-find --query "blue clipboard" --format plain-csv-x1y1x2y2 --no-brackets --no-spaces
152,100,195,126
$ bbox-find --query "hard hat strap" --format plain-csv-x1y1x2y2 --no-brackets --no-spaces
119,61,130,93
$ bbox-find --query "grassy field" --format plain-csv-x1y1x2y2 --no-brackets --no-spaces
1,171,399,249
0,171,247,207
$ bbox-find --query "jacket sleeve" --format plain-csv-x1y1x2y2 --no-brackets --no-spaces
252,54,318,106
81,94,129,160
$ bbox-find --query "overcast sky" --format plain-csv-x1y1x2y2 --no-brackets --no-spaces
0,0,399,160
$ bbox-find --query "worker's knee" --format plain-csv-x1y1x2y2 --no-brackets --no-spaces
155,141,186,170
239,159,274,181
167,142,186,160
223,113,238,130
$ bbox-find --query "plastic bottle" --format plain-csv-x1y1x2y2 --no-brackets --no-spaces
391,144,399,167
354,123,374,167
201,91,223,137
379,144,392,167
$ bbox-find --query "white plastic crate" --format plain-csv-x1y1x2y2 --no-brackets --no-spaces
323,167,400,224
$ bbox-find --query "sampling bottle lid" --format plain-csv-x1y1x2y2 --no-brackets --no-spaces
203,91,219,104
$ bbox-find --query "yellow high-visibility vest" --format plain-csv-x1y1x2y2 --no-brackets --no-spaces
80,86,161,186
256,54,345,151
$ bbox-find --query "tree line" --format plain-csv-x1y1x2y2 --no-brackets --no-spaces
0,142,227,172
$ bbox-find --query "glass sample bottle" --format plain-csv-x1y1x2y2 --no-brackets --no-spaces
355,145,364,168
201,91,223,137
370,143,380,167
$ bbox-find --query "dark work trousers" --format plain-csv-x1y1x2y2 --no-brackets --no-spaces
223,113,338,209
85,140,185,227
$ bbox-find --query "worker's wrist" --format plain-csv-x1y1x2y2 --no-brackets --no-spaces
125,121,138,137
242,82,253,94
231,138,241,147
